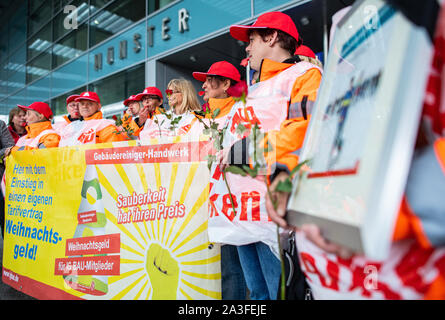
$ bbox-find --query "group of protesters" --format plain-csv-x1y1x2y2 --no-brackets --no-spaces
1,4,445,301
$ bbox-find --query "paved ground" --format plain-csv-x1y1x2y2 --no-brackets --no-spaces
0,235,35,300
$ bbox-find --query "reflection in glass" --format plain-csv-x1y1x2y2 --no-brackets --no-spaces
28,3,52,37
28,23,52,61
26,48,52,83
90,62,144,107
53,24,87,69
89,0,145,47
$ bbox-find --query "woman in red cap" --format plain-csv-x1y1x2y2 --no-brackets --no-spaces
53,94,82,134
193,61,241,126
192,61,247,300
9,102,60,152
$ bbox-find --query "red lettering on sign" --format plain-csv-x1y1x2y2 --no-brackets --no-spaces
209,193,219,218
240,191,261,221
221,193,238,222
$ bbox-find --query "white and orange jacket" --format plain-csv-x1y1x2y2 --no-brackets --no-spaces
12,121,60,152
53,115,82,134
59,111,124,146
207,57,322,252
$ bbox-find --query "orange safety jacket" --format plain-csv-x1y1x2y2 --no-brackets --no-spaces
195,96,236,129
207,57,322,250
59,111,124,146
227,57,322,176
83,111,125,144
262,58,322,177
207,96,235,120
12,121,60,152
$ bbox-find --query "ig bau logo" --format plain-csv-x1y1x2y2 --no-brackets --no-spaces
63,5,78,30
363,265,378,291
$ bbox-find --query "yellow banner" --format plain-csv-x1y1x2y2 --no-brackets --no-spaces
2,139,221,300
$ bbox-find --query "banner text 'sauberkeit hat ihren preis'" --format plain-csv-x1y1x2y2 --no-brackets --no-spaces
230,11,299,43
192,61,241,83
18,102,53,119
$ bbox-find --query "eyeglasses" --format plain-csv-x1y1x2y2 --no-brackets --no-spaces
142,95,160,101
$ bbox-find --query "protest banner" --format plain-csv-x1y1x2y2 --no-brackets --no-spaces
2,138,221,300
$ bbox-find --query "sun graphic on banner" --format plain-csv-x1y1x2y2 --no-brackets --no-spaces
78,139,221,300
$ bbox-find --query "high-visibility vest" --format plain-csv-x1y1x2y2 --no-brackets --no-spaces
16,129,58,149
139,112,201,141
59,118,115,147
53,115,70,134
208,61,322,255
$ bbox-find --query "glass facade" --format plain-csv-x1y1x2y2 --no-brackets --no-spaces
0,0,303,116
90,62,145,107
89,0,146,48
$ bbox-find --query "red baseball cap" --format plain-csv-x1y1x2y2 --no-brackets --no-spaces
294,45,316,59
136,87,163,100
123,94,141,106
75,91,101,104
18,102,53,119
66,94,80,104
193,61,241,82
230,11,299,43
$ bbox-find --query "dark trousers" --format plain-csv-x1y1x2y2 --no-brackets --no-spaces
221,245,247,300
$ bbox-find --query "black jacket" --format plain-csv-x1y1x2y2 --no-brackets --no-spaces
0,120,15,178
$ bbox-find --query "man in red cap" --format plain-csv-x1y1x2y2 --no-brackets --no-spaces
59,91,124,146
208,11,323,300
53,94,82,134
10,102,60,152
